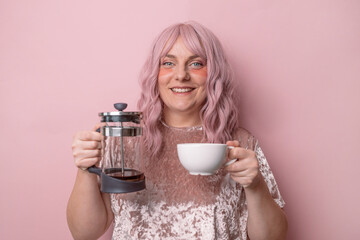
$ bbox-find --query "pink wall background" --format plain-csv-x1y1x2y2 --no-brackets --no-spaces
1,0,359,239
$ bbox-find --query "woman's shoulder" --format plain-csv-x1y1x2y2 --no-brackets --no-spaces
232,127,257,150
233,126,253,138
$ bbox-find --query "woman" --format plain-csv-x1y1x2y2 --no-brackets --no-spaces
67,21,288,240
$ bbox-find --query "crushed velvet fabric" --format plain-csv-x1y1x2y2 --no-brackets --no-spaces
109,123,285,239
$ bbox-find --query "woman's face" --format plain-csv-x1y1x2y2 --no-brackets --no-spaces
158,37,207,119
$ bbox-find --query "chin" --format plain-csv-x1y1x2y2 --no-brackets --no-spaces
175,106,200,114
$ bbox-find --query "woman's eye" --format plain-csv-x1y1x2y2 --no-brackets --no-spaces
190,62,203,68
162,62,174,67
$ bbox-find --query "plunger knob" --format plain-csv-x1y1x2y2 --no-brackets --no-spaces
114,103,127,111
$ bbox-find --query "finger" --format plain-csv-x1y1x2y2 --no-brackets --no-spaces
227,168,251,177
75,131,103,141
73,149,101,160
228,147,248,161
226,140,241,147
75,157,101,169
226,154,259,171
224,158,237,167
92,122,107,131
80,140,102,150
225,160,248,172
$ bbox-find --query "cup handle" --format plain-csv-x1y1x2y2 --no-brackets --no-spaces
224,146,237,167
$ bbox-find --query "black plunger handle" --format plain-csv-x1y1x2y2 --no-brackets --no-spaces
90,127,102,175
88,166,102,176
114,103,127,111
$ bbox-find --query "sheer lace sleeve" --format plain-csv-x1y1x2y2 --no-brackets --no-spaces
254,141,285,208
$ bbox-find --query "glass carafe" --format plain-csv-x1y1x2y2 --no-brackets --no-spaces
88,103,145,193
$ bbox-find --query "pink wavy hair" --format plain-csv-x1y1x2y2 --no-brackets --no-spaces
137,21,240,156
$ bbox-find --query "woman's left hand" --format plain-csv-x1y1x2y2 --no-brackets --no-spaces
225,140,262,189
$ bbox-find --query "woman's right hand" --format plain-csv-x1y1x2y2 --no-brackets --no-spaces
71,124,104,170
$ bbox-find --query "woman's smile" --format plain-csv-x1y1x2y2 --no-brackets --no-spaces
170,87,194,93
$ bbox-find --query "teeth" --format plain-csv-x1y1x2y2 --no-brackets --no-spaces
171,88,193,93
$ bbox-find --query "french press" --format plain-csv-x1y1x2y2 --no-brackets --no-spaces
88,103,145,193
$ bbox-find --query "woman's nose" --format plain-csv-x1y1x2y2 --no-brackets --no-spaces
175,65,190,81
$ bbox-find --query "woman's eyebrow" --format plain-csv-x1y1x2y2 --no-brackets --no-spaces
188,55,201,60
164,54,176,59
164,54,201,60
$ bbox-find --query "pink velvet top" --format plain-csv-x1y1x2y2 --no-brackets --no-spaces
110,122,285,239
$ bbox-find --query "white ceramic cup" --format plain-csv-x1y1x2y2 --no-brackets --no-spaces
177,143,237,175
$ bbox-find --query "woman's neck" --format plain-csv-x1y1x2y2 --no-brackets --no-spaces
162,109,202,128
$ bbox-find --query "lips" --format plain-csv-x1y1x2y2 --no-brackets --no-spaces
170,87,195,93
